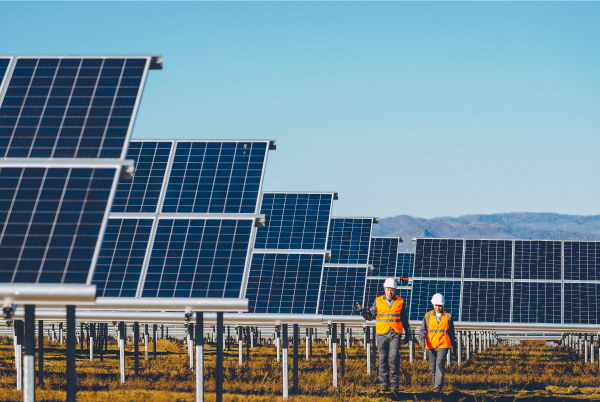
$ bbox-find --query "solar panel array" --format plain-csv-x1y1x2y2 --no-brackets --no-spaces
326,218,374,264
0,55,159,285
93,139,274,298
411,238,600,324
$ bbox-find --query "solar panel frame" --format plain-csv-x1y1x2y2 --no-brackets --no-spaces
368,237,400,277
396,252,415,279
461,280,512,322
326,217,375,265
318,265,367,316
0,55,154,159
414,238,463,279
409,279,461,321
512,281,561,324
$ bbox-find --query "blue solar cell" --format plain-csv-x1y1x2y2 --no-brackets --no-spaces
0,167,116,284
0,58,10,89
246,253,324,314
396,253,415,279
512,282,561,324
255,193,333,250
564,283,600,324
93,218,153,297
318,266,366,315
464,240,512,279
363,278,411,315
0,57,148,158
409,280,461,321
111,141,172,213
414,239,463,279
327,218,373,264
368,237,399,276
162,141,268,214
141,218,253,298
514,240,561,280
564,241,600,281
461,281,511,322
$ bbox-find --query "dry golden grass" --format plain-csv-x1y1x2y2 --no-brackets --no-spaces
1,334,600,401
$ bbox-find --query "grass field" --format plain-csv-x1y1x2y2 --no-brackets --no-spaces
1,334,599,401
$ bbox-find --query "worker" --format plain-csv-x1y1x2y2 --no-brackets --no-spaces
418,293,457,392
353,278,410,393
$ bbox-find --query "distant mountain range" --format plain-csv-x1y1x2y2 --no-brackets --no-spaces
372,213,600,253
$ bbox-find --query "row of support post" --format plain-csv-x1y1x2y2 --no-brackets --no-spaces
563,333,599,366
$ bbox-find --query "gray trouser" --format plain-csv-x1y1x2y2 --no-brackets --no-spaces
427,348,449,390
376,330,401,388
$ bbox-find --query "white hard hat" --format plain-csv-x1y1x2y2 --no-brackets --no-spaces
431,293,445,305
383,278,397,289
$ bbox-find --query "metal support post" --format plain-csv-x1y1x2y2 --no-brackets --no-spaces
196,313,204,402
188,323,194,369
340,323,345,378
457,331,462,365
276,326,280,363
227,326,231,350
591,335,595,364
59,322,63,344
371,327,376,370
24,306,35,402
145,324,149,360
447,345,451,366
161,324,164,340
585,334,589,363
133,322,139,377
305,328,309,361
472,331,476,355
38,319,43,386
408,329,413,363
15,320,23,390
153,324,157,359
238,326,243,366
366,326,371,373
216,312,224,402
293,324,299,394
89,323,94,361
66,306,76,402
332,323,338,388
80,323,84,353
282,324,289,400
119,321,125,383
466,331,470,360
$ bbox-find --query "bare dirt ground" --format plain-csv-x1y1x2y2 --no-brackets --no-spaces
0,335,599,401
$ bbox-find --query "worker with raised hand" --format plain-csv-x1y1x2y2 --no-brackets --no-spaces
353,278,410,393
418,293,457,393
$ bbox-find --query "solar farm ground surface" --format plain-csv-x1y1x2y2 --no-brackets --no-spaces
1,336,600,401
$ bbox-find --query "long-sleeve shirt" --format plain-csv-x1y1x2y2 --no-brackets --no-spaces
418,311,457,350
360,296,410,337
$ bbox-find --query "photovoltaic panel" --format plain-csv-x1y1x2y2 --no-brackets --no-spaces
162,141,268,214
564,241,600,280
92,218,153,297
255,192,333,250
245,253,324,314
464,240,512,279
396,253,414,278
368,237,399,276
111,141,172,213
318,266,366,315
0,58,10,88
141,218,253,298
409,280,460,321
414,239,463,278
512,282,561,324
0,57,150,158
0,167,117,284
363,278,411,314
564,283,600,324
461,281,511,322
327,218,373,264
514,240,561,280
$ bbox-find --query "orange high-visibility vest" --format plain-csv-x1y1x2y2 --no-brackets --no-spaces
425,310,452,349
375,296,404,334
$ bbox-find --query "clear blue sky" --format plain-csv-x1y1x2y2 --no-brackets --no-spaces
3,2,599,219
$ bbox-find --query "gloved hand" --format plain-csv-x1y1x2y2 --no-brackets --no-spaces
353,302,363,312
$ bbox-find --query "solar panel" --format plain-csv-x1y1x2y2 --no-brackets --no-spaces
409,280,461,321
414,239,463,278
162,141,269,214
564,241,600,280
92,218,153,297
461,281,511,322
245,253,324,314
0,57,152,158
464,240,512,279
564,282,600,324
318,266,366,315
111,141,172,213
512,281,561,324
396,253,415,278
363,278,411,314
0,166,117,284
254,192,333,250
368,237,399,276
0,58,10,88
140,218,253,298
514,240,561,280
326,218,373,264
